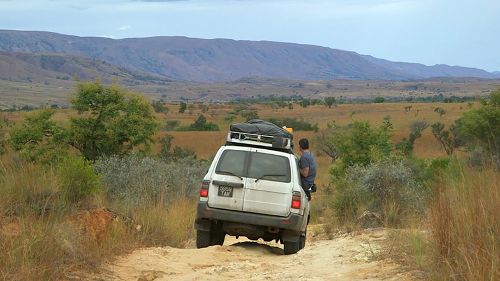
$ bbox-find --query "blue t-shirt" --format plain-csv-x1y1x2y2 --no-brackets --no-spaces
299,151,316,186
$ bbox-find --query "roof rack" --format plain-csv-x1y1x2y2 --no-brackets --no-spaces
226,131,292,151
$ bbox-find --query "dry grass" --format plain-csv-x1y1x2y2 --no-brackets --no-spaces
153,102,470,188
133,197,197,248
428,166,499,281
0,153,196,280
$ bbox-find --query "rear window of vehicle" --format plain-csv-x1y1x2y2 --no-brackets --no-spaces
215,150,247,178
248,152,291,183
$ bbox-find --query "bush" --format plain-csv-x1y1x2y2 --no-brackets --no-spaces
152,100,169,113
396,121,428,156
95,155,208,210
457,89,499,166
9,110,67,164
333,159,425,226
178,102,187,113
329,121,393,177
177,114,219,131
59,156,100,203
0,154,134,280
164,120,180,131
240,110,259,121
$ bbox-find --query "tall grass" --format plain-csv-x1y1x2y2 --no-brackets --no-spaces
0,153,204,280
429,166,499,280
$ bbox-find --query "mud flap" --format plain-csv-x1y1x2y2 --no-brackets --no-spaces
281,229,300,243
195,219,212,231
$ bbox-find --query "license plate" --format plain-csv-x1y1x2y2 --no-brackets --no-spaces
218,186,233,197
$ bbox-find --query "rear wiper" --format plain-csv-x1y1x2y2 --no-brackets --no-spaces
254,174,286,183
216,170,243,180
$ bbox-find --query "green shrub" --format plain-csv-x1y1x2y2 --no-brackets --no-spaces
176,114,219,131
164,120,180,131
329,121,393,176
178,102,187,113
240,110,259,121
396,121,428,156
9,110,68,164
456,89,499,166
59,156,100,203
152,100,169,113
333,160,425,226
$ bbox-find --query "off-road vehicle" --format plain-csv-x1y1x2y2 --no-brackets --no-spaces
195,120,310,254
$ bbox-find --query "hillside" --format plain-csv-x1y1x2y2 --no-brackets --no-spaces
1,30,498,82
0,51,172,85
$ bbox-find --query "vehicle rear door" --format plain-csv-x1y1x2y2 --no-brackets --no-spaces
207,147,249,211
242,149,293,217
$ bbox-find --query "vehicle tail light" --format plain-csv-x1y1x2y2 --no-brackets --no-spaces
291,191,301,209
200,180,210,197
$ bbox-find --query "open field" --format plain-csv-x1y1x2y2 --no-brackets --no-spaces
2,101,471,187
1,77,499,108
150,102,470,186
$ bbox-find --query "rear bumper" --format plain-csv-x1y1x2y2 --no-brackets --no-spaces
195,201,304,232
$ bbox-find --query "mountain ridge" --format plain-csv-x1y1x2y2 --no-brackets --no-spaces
0,29,498,82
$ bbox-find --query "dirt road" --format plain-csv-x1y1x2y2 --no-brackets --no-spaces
88,228,413,281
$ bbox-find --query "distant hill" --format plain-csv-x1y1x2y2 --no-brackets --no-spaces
1,30,498,82
0,51,172,85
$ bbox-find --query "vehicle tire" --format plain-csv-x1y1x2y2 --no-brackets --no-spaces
211,229,225,246
196,230,211,248
284,240,300,255
299,231,306,250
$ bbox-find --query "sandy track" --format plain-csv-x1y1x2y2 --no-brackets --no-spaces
87,228,412,281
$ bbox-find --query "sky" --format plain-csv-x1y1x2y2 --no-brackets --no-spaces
0,0,499,72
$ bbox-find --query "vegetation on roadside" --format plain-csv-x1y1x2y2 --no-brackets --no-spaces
1,81,498,281
0,81,206,280
314,90,499,280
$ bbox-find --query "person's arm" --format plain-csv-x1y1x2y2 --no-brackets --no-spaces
299,156,310,177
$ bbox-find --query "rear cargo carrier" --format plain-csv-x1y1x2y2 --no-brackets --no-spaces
227,119,293,153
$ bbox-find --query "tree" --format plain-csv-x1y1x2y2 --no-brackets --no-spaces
457,90,500,163
434,107,447,118
241,110,259,121
69,82,158,160
316,123,339,162
329,121,393,169
431,122,463,155
152,100,169,113
396,121,428,156
299,99,311,108
374,97,385,103
324,97,336,108
9,109,67,163
179,102,187,113
159,134,174,160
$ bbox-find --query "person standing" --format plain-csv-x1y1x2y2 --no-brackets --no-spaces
298,138,317,200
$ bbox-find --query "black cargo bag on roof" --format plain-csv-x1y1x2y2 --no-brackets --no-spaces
229,119,293,151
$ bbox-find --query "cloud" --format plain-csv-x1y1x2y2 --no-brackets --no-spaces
118,25,132,31
136,0,189,2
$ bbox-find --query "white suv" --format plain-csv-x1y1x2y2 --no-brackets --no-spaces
195,124,310,255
